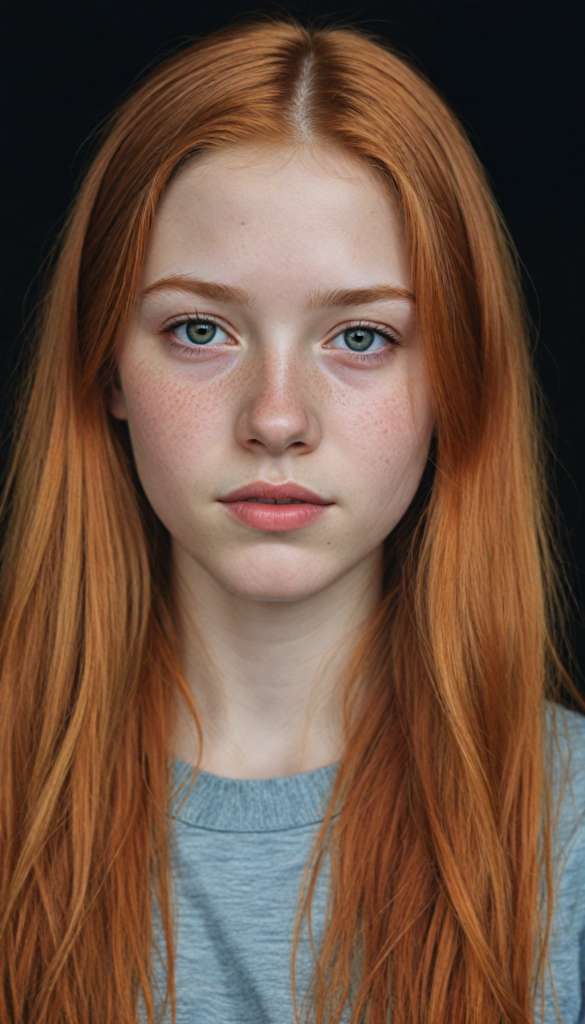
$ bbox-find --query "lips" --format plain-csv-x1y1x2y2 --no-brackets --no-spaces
219,482,331,504
218,482,333,531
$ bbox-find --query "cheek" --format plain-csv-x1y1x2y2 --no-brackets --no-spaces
338,379,433,521
119,363,230,506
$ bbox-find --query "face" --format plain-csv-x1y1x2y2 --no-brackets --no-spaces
110,145,434,602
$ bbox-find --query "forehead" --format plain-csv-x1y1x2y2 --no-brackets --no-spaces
142,144,409,299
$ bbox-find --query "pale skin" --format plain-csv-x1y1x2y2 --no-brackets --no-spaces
110,144,435,779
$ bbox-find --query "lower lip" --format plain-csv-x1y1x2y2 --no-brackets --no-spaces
220,500,331,531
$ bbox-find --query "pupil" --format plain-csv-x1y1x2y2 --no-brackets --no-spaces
186,321,216,345
344,327,375,351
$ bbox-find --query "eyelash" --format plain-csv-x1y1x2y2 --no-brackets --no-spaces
162,313,228,356
327,320,401,363
161,314,401,362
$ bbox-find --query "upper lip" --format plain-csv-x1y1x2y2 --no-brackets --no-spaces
219,482,332,504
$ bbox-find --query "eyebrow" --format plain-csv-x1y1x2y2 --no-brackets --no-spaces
142,276,251,305
304,284,415,310
142,275,415,309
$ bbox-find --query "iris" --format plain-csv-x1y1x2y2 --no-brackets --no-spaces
344,327,375,351
186,321,217,345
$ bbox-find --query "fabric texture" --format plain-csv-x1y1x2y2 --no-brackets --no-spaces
151,701,585,1023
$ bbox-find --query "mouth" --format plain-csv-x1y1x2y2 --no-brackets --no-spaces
243,497,305,504
218,482,333,531
219,482,332,505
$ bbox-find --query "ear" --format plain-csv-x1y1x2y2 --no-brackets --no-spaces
108,372,128,420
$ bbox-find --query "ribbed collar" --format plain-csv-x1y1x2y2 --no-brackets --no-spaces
170,759,340,832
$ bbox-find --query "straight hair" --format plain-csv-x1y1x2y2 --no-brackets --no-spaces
1,19,583,1024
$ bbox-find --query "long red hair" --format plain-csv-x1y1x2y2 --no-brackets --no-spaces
1,19,582,1024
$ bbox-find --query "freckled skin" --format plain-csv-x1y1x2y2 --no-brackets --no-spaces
110,144,434,604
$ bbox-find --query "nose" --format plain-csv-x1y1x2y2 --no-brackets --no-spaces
235,348,321,456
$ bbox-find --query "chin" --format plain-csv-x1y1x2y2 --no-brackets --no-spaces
215,550,335,603
222,573,328,604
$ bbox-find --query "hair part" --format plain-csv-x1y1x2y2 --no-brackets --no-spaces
1,18,583,1024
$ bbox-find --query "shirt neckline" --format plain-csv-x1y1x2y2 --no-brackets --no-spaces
170,758,340,832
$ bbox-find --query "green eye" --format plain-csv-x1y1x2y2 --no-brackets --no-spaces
171,319,229,351
343,327,375,351
329,324,394,356
185,321,217,345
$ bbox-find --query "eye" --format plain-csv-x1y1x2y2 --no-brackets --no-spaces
329,325,396,354
172,318,229,346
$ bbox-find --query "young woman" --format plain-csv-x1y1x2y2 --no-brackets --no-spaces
1,19,583,1024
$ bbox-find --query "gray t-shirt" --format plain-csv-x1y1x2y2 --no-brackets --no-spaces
156,702,585,1023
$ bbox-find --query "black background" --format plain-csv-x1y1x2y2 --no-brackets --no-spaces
2,0,584,688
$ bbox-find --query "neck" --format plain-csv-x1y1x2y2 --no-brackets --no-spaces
170,543,382,779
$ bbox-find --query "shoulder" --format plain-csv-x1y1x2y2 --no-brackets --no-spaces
538,704,585,1024
544,700,585,788
543,700,585,864
545,698,585,743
